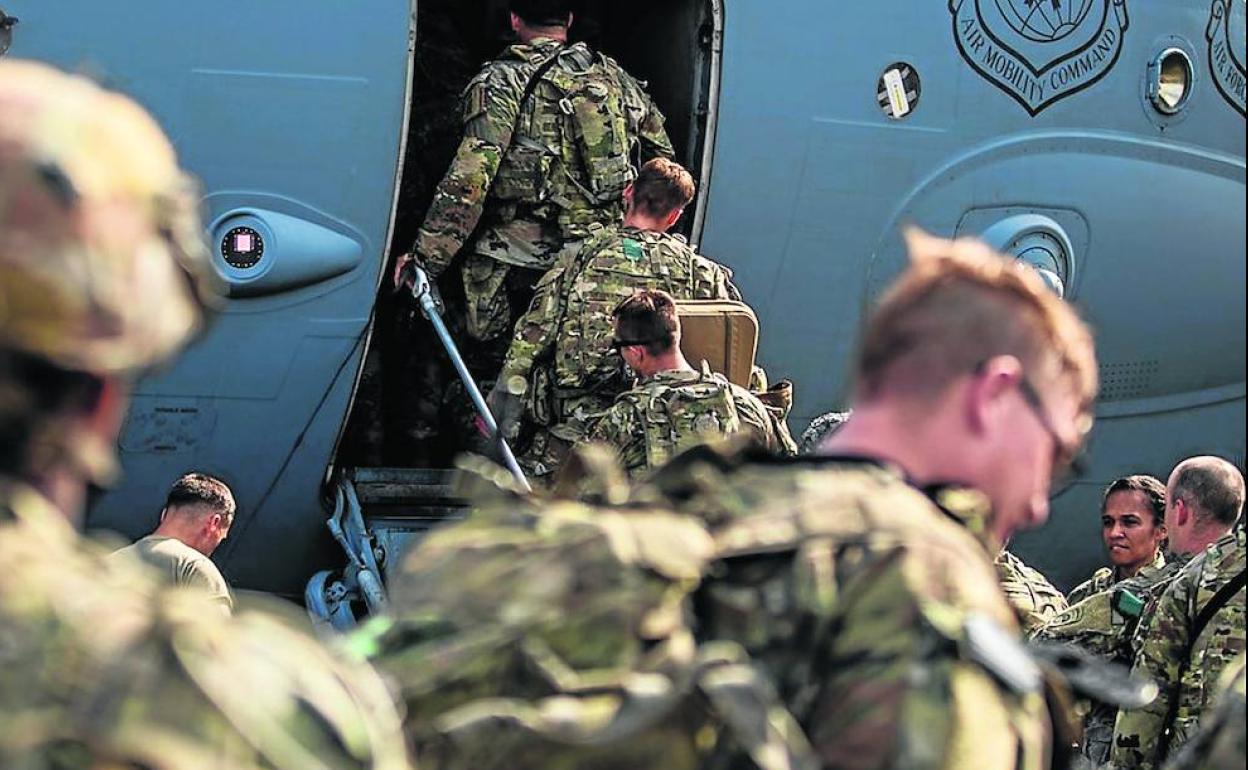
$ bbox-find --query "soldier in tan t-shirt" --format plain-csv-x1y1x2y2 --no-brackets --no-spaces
112,473,235,611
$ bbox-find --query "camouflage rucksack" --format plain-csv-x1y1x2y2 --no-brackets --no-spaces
360,454,817,770
490,43,637,238
553,229,730,393
640,368,743,469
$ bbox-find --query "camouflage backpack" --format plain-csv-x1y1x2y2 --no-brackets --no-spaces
639,367,743,469
553,228,731,392
490,44,637,238
359,454,817,770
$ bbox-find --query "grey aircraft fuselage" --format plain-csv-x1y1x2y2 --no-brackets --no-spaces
4,0,1243,596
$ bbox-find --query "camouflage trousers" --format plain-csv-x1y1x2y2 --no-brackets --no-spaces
518,391,617,480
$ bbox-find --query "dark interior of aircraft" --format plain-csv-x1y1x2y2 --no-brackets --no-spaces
337,0,717,468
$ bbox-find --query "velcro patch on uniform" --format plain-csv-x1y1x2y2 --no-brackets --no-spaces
1112,588,1145,619
622,239,644,262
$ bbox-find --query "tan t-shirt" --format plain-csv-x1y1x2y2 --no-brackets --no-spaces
111,535,233,611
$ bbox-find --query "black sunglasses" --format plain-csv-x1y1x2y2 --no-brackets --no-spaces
609,335,670,351
1016,375,1089,484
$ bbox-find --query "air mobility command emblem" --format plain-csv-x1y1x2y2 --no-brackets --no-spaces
1207,0,1246,115
951,0,1130,114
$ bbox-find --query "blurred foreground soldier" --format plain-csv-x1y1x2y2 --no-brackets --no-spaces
632,228,1099,768
1039,461,1239,766
1067,475,1169,605
492,157,741,478
1162,653,1245,770
111,472,237,612
0,60,410,770
996,549,1068,634
1111,457,1246,770
359,449,817,770
392,0,673,451
587,289,788,475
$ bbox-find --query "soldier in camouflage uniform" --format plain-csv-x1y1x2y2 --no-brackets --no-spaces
373,230,1098,768
996,549,1068,635
1111,459,1246,769
1038,460,1240,767
491,158,744,478
1067,475,1170,605
617,229,1100,769
0,60,411,770
586,290,790,476
393,0,673,452
1163,653,1245,770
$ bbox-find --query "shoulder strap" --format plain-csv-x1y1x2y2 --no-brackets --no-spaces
1158,566,1247,758
1192,567,1247,644
495,51,563,158
520,52,562,111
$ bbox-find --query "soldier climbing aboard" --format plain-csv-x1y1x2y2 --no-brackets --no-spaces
393,0,673,456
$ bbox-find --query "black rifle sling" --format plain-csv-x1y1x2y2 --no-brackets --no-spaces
1190,568,1246,644
1156,566,1246,760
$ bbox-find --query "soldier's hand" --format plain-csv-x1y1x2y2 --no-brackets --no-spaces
487,379,524,440
392,252,421,291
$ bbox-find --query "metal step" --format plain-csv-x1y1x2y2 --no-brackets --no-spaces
344,467,469,578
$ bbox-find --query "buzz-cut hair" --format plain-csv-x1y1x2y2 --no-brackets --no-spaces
630,158,696,221
510,0,574,27
1102,474,1167,527
612,289,680,357
1171,456,1245,526
165,472,236,522
855,229,1097,414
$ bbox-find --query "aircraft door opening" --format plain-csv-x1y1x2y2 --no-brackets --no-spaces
337,0,724,472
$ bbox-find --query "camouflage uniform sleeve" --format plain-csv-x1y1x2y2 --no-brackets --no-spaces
690,256,743,302
586,397,648,475
621,73,674,162
1163,654,1246,770
1067,568,1112,606
414,68,522,277
994,553,1068,636
729,386,787,455
1112,569,1196,770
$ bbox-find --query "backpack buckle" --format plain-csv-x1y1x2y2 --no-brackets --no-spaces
558,97,574,116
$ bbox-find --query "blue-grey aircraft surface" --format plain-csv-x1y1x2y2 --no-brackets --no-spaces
4,0,1243,607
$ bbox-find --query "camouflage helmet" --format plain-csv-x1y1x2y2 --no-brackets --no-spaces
0,59,213,378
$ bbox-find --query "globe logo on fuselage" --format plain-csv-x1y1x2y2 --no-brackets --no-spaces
951,0,1130,114
1207,0,1246,114
995,0,1096,43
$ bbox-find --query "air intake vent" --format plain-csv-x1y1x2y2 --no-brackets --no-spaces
1099,360,1160,401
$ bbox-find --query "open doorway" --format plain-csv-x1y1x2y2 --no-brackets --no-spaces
337,0,722,470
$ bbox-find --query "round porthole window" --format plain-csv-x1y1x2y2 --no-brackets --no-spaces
1149,47,1194,115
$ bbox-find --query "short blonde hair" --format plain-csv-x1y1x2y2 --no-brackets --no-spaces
856,229,1097,413
631,158,695,219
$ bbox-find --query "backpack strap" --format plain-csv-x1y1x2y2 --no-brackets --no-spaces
1191,568,1247,644
1157,567,1246,758
491,50,562,164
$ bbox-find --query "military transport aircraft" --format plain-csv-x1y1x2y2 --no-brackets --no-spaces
4,0,1243,615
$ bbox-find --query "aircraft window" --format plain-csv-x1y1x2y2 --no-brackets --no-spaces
1149,48,1193,115
877,62,921,120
